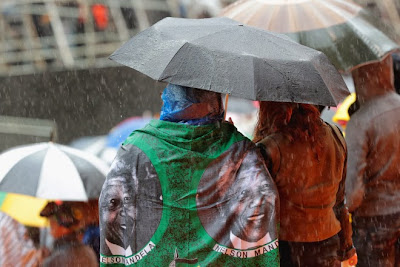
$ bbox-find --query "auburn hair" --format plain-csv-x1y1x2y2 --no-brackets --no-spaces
253,101,323,147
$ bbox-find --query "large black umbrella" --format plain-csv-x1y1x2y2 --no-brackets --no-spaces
110,17,350,106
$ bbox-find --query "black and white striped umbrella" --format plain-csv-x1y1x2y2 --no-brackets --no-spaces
0,142,109,201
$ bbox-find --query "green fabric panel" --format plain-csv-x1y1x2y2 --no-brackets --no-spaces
101,120,279,266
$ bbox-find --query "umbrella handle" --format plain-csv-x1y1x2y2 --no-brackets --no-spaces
224,94,229,121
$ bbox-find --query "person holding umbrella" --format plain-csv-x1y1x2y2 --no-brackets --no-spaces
253,102,356,267
99,84,280,266
100,16,351,266
345,54,400,266
0,142,109,266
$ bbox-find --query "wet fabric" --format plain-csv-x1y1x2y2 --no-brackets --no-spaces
279,235,341,267
160,84,224,125
345,92,400,216
42,237,98,267
83,225,100,260
258,123,351,243
257,122,355,263
109,17,350,106
0,211,44,266
352,213,400,267
346,57,400,267
99,120,279,266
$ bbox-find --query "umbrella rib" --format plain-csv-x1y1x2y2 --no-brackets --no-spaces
252,57,257,101
318,0,359,21
245,26,301,56
322,75,342,106
159,26,241,82
163,25,298,68
61,145,109,175
36,144,88,201
318,0,378,54
346,19,397,58
306,2,340,31
311,53,347,106
252,56,291,101
62,150,106,200
158,42,189,81
110,17,350,105
0,144,46,185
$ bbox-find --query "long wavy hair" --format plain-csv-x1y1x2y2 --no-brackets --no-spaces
253,102,323,158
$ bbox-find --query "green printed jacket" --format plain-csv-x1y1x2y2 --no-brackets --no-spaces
99,120,279,266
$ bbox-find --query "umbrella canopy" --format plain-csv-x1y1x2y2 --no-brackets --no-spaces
110,17,350,106
0,143,109,201
106,117,152,148
68,135,107,158
96,117,152,165
220,0,400,72
0,191,48,227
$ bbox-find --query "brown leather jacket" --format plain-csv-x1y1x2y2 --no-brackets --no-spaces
346,55,400,217
346,91,400,216
258,122,354,259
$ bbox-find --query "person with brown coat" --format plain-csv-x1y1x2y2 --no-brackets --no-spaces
254,102,356,267
346,54,400,267
39,200,99,267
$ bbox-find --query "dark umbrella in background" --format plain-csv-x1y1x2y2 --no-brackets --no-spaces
220,0,399,72
110,17,350,106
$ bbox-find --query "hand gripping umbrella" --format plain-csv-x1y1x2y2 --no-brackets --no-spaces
0,142,109,201
110,17,350,106
220,0,400,72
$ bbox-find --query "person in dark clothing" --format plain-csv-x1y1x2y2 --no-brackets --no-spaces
392,53,400,94
346,54,400,267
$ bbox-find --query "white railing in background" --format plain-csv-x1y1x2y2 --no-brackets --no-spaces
0,0,172,76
